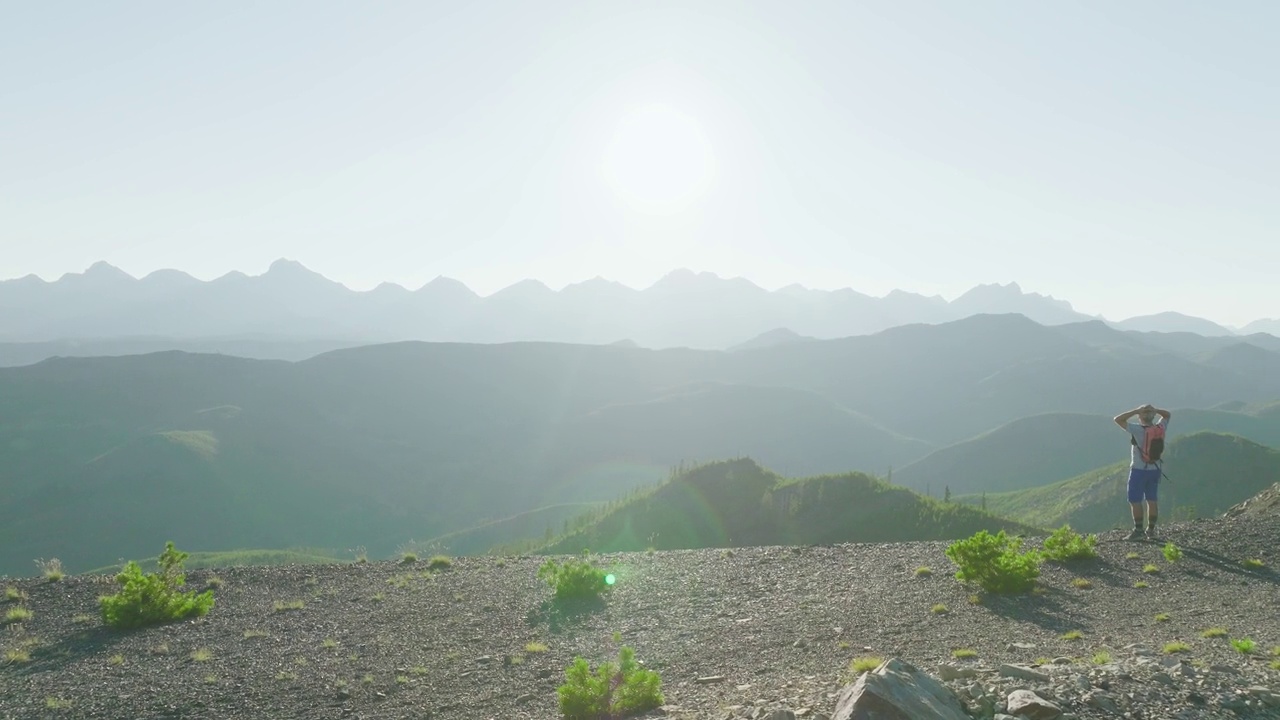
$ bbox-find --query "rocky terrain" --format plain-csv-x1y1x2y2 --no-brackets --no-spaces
2,507,1279,719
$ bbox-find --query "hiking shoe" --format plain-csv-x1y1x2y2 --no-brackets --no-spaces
1145,528,1160,542
1126,528,1144,541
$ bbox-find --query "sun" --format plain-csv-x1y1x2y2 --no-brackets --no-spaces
601,104,716,213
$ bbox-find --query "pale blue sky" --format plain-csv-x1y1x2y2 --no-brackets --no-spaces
2,1,1277,326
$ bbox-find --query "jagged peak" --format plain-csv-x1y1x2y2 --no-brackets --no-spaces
59,261,134,282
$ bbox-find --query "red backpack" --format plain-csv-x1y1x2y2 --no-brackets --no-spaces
1132,424,1166,464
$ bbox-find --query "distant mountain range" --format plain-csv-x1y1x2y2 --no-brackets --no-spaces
2,260,1272,352
4,312,1280,574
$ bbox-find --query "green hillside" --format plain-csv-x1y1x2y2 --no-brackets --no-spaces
540,458,1042,554
893,406,1280,497
963,432,1280,531
3,315,1278,575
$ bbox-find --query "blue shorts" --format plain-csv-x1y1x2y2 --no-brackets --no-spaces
1128,467,1160,503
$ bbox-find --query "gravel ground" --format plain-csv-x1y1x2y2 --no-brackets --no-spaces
2,513,1278,720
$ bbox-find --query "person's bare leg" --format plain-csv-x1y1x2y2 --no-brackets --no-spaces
1128,502,1144,539
1146,500,1159,537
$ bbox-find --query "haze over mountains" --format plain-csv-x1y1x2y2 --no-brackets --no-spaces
4,310,1280,575
1,261,1271,361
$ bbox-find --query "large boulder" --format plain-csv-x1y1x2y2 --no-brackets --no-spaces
832,658,970,720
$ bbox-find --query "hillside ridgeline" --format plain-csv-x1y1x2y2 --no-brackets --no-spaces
541,458,1041,555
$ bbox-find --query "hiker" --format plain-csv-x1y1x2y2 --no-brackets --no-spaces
1113,403,1171,540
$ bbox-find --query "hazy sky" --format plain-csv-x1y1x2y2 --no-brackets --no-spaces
2,1,1277,326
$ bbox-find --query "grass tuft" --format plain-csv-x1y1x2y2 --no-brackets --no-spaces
952,648,977,659
1241,558,1266,570
4,607,33,624
914,566,932,577
1134,581,1149,588
931,603,949,615
1230,638,1255,654
1092,650,1111,664
1142,564,1159,574
191,648,214,662
1201,627,1229,639
428,555,453,571
848,656,883,674
36,558,65,582
1154,613,1170,623
525,642,550,653
1071,578,1093,589
1061,630,1083,640
1163,641,1190,654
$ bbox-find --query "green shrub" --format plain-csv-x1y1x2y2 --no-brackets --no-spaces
945,530,1041,594
848,656,883,674
1092,650,1111,664
539,552,612,601
1231,638,1255,654
1041,526,1098,562
428,555,453,571
3,607,32,624
99,542,214,629
557,646,662,720
1161,543,1182,563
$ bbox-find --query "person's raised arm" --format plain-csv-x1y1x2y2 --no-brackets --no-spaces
1113,405,1149,429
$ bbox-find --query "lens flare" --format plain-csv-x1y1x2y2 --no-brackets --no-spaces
605,574,616,586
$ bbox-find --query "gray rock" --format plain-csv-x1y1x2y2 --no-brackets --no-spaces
1073,675,1091,691
937,664,977,681
1083,690,1120,714
1248,686,1280,707
1005,689,1062,720
1219,693,1248,711
764,711,796,720
1151,672,1175,686
1209,664,1239,674
697,675,728,684
999,664,1051,683
514,693,535,704
1051,658,1072,665
831,657,970,720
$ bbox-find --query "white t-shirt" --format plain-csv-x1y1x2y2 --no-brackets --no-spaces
1127,420,1168,469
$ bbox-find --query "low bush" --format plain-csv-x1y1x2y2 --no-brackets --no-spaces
539,552,612,601
557,646,662,720
1040,525,1098,562
99,542,214,629
945,530,1041,594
